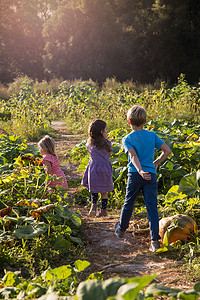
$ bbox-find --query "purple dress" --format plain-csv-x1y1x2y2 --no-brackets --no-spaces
81,141,114,193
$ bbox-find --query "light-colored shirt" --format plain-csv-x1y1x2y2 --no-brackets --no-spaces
123,129,164,173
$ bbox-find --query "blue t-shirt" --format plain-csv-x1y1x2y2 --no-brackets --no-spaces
122,129,164,173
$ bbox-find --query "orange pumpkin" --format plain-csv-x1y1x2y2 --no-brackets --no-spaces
159,214,198,244
0,206,12,217
30,204,56,218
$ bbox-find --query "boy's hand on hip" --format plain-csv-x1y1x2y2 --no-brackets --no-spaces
139,170,151,180
154,162,158,168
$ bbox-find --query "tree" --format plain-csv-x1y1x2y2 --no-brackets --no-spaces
43,0,127,82
109,0,200,83
0,0,18,82
0,0,64,83
43,4,84,79
146,0,200,83
110,0,156,82
2,0,200,84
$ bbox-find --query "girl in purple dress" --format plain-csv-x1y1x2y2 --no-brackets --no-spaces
82,119,114,217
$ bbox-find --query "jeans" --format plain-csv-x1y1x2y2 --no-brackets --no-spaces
120,172,161,240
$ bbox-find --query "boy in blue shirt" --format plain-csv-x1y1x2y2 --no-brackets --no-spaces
115,105,171,252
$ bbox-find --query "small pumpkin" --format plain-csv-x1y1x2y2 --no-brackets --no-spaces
159,214,198,244
30,204,56,218
0,206,12,217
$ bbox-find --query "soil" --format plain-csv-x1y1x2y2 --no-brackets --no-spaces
50,121,197,295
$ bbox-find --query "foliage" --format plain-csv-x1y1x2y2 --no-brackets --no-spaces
2,78,200,298
69,118,200,209
2,75,200,139
75,275,200,299
0,0,44,83
43,0,125,82
0,77,52,140
0,133,85,277
68,109,200,273
2,1,200,83
0,260,91,299
150,0,200,83
0,270,200,299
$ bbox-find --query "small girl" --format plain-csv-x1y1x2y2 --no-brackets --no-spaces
82,119,114,217
38,135,68,190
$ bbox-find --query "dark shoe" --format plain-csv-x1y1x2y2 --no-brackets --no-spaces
96,209,107,217
115,221,125,239
149,240,160,252
88,204,97,217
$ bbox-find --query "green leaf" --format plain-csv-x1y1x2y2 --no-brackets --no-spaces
125,275,157,297
76,280,104,300
145,284,182,297
2,271,21,286
70,236,84,246
14,223,47,239
178,172,198,195
165,161,174,170
117,282,139,299
165,185,187,203
17,216,35,224
78,157,89,171
116,153,128,162
112,144,122,154
53,235,71,250
194,282,200,292
162,231,170,247
0,287,18,299
0,230,13,244
177,289,199,299
26,283,47,298
156,246,169,253
44,265,73,281
113,167,127,182
74,260,90,272
102,278,125,298
55,205,81,227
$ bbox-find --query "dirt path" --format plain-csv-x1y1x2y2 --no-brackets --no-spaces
52,121,195,293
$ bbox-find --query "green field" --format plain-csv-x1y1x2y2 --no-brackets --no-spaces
1,75,200,298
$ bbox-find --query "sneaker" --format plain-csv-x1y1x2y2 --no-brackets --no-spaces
114,221,125,239
96,209,107,217
149,240,160,252
88,204,97,217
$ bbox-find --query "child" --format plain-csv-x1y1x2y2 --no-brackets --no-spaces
114,105,171,252
82,119,114,217
38,135,68,190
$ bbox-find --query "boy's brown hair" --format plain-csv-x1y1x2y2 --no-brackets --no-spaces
127,105,146,127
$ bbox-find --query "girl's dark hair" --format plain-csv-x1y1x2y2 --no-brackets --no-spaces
88,119,111,152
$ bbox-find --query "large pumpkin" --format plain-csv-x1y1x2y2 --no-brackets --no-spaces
159,214,198,244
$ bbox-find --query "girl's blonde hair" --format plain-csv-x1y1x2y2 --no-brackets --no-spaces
127,105,146,127
38,135,56,156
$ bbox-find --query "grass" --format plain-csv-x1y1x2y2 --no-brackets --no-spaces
0,74,199,141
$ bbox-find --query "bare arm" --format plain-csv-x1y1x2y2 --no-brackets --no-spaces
128,148,151,180
43,160,52,174
153,143,172,168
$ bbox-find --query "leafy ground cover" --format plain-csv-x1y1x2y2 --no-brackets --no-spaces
1,126,200,299
0,132,85,281
66,119,200,298
1,77,200,298
1,74,200,140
